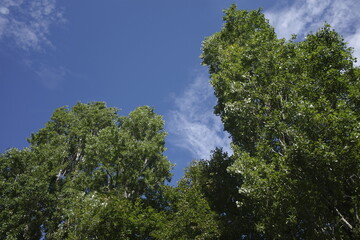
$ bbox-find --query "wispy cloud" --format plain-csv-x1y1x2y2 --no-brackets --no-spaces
167,71,231,160
0,0,64,50
265,0,360,61
22,59,69,89
35,64,68,89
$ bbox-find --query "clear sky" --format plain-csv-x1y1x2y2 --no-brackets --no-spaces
1,0,359,183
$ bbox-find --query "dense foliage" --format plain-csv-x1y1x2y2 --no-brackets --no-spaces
1,5,360,239
201,5,360,239
1,102,175,239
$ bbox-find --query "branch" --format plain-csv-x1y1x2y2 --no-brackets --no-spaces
278,137,287,151
271,147,283,156
335,207,353,230
321,194,354,231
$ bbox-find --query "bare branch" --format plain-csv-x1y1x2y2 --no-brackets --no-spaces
335,207,353,230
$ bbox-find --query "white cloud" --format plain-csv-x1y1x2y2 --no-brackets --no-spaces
167,71,232,160
0,7,9,15
0,0,64,50
265,0,360,61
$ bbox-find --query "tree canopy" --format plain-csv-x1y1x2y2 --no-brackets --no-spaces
1,4,360,240
1,102,174,239
201,5,360,239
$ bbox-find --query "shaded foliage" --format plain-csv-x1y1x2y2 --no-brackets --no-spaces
2,5,360,240
202,5,360,239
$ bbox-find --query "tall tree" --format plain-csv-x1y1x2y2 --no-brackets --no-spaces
152,180,220,239
202,5,360,239
1,102,173,239
182,149,260,239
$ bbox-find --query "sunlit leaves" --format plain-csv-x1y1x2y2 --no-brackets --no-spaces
0,102,173,239
202,5,360,239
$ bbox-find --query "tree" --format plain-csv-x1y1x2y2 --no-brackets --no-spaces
181,149,261,239
0,148,54,239
152,182,220,239
52,193,164,240
201,5,360,239
1,102,173,239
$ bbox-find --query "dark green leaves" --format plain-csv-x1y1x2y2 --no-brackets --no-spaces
202,5,360,239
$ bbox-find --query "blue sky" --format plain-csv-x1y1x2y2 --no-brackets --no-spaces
1,0,360,183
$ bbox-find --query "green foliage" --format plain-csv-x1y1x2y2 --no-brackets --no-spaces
153,185,220,240
181,149,260,239
52,192,164,240
0,149,52,239
202,5,360,239
2,5,360,240
0,102,173,239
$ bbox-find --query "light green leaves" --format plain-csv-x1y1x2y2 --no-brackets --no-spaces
1,102,173,239
202,5,360,239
